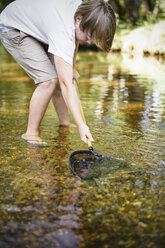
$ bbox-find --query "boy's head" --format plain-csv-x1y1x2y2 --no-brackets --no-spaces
74,0,116,51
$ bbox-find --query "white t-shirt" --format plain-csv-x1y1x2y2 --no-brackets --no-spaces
0,0,82,65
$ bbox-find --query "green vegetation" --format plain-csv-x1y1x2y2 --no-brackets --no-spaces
0,0,14,12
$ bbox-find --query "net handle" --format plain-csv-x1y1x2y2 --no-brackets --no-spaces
74,80,93,150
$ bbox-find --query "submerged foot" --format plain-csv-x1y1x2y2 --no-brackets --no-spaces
18,133,48,146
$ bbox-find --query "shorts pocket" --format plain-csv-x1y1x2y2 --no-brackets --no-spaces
6,29,21,45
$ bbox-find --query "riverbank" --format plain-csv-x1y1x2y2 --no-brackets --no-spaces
112,21,165,56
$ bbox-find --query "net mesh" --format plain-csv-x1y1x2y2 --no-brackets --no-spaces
69,150,126,180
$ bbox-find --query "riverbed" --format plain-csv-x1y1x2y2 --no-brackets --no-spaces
0,49,165,247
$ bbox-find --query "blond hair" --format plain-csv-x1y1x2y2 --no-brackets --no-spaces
74,0,116,52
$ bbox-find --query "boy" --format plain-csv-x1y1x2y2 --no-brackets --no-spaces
0,0,116,146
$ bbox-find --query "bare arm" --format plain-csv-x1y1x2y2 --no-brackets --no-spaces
73,40,80,83
73,40,79,68
54,55,93,143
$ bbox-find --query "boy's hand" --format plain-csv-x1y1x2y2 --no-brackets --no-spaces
73,69,80,84
78,122,94,144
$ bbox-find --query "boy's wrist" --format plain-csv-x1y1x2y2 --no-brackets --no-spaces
76,121,88,132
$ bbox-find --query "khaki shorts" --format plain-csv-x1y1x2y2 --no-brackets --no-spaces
0,29,57,84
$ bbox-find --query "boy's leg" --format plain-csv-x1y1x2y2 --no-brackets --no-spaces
47,54,70,126
52,82,70,126
24,78,58,144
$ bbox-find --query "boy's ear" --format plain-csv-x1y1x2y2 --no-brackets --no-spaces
75,16,82,26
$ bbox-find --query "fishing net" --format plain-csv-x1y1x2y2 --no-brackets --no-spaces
69,82,127,180
69,150,127,180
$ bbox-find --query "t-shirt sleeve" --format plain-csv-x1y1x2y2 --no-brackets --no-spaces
48,29,75,66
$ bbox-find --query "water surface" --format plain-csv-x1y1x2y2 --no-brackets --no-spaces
0,47,165,247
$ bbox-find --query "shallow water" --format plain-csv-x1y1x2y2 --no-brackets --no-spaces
0,47,165,247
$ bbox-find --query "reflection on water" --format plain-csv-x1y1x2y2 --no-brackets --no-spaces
0,46,165,247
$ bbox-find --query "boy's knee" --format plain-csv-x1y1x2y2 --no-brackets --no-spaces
38,78,58,91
